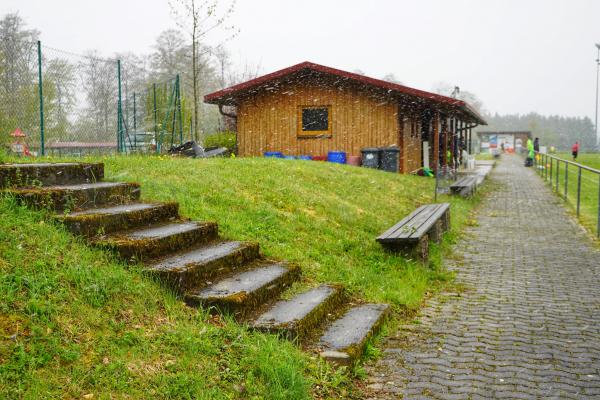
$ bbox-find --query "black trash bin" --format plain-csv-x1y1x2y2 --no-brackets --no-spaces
380,146,400,172
361,147,381,169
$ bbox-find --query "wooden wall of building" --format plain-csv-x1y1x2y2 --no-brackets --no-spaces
236,77,400,158
399,114,422,173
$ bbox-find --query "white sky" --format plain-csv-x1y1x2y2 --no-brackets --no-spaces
3,0,600,119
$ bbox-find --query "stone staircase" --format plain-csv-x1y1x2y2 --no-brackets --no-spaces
0,162,389,365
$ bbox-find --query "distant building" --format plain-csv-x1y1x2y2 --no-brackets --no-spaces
476,131,532,153
204,61,486,173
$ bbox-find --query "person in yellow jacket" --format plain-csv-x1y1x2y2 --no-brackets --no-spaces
525,138,534,167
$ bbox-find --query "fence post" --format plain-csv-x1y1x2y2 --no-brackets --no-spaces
37,40,45,156
176,74,183,144
577,167,582,216
597,174,600,237
550,157,554,189
556,159,559,192
153,83,158,154
117,60,124,153
133,92,137,149
564,163,568,199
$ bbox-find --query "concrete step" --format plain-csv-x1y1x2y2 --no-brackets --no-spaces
94,221,218,261
8,181,141,211
185,262,301,318
317,303,390,365
148,240,261,292
251,284,345,340
56,202,180,237
0,162,103,188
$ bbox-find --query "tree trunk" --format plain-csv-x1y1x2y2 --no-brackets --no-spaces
191,0,199,142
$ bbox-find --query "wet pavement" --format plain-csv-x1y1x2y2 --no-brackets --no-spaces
365,155,600,399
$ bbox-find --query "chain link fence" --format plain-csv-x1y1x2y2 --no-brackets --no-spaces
2,41,186,157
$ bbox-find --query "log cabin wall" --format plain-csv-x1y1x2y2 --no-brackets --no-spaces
236,75,402,158
399,114,422,173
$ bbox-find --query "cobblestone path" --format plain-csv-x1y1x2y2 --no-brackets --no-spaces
365,155,600,399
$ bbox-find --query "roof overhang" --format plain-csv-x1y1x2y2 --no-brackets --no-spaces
205,61,486,125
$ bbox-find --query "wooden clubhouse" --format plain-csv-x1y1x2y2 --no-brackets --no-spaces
204,61,486,173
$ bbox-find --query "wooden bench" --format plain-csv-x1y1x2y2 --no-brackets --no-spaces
376,203,450,261
450,176,478,197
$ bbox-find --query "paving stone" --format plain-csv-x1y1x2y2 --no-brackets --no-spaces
363,156,600,399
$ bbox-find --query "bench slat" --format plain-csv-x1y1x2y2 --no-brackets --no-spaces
450,176,477,190
377,205,429,241
401,204,443,240
377,203,449,243
409,203,449,239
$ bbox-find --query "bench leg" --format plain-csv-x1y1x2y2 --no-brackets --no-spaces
381,236,429,263
415,235,429,263
428,219,443,243
442,209,451,232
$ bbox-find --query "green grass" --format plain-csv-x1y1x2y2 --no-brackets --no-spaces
0,196,355,399
475,153,494,160
1,153,486,398
541,152,600,237
102,155,481,307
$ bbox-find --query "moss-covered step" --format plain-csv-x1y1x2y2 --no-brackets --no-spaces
57,202,179,237
0,162,103,188
184,262,301,319
148,240,261,292
251,284,345,340
93,221,218,261
7,182,141,211
317,303,390,366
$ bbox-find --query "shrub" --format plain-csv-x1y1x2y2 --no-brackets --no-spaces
204,131,236,153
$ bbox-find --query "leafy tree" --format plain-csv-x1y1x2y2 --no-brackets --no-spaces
0,13,39,145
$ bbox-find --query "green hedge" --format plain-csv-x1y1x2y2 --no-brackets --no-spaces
204,131,236,153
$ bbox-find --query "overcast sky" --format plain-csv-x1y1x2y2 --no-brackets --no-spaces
3,0,600,119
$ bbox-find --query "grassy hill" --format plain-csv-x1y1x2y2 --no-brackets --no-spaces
104,156,479,306
1,155,482,399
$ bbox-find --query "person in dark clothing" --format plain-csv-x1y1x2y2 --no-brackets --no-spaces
533,137,539,153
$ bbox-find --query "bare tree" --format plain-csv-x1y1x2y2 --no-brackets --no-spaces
213,45,231,88
433,81,485,113
382,73,403,85
79,51,117,138
45,58,76,134
169,0,237,141
151,29,188,81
